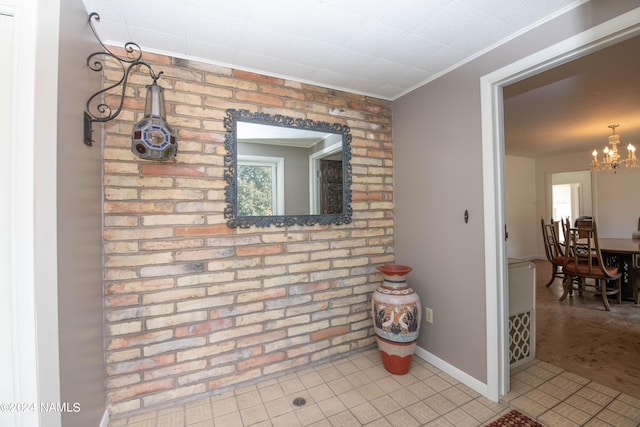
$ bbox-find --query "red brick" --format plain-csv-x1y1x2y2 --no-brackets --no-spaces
233,69,283,85
311,325,350,341
237,352,285,371
175,225,233,236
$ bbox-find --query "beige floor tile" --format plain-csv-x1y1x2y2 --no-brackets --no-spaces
240,403,269,425
211,396,238,417
356,381,385,401
404,400,440,424
583,418,616,427
213,411,243,427
607,397,640,422
156,411,185,427
576,385,617,407
294,403,325,426
327,410,360,427
422,393,457,416
270,412,303,427
360,365,390,382
595,408,639,427
344,371,371,388
126,420,156,427
363,417,392,427
369,395,400,416
316,396,347,418
264,396,294,419
523,387,562,409
547,401,593,425
327,377,353,395
538,409,581,427
306,384,335,403
259,383,286,403
385,408,420,427
442,407,483,427
236,389,262,410
299,371,325,389
314,366,343,383
459,399,502,423
280,377,306,396
423,417,455,427
423,374,455,392
336,389,366,409
333,360,359,376
350,401,382,424
439,386,474,407
372,376,402,394
185,403,212,425
509,395,549,418
564,393,606,416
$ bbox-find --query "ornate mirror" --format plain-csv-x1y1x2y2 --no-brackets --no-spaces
223,109,352,228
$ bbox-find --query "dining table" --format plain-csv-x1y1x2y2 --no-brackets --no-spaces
599,238,640,302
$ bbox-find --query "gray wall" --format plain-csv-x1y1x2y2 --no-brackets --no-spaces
57,0,106,425
392,1,640,384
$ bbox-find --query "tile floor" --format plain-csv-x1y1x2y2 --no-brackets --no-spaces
108,348,640,427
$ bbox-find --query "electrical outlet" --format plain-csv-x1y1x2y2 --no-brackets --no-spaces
424,307,433,324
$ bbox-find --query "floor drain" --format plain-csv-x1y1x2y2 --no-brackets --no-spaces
292,397,306,407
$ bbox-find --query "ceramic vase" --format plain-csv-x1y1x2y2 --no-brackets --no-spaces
371,264,421,375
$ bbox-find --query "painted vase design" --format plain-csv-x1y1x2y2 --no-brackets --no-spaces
371,264,421,375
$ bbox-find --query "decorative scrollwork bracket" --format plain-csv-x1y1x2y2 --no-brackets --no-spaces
83,12,163,146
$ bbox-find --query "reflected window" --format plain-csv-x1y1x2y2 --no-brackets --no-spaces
237,155,284,216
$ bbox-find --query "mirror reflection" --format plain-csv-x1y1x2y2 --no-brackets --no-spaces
224,109,352,228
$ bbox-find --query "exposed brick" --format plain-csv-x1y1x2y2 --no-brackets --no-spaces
107,330,174,351
237,352,285,371
102,50,393,416
175,225,233,236
235,244,284,256
311,325,351,341
108,377,175,403
144,360,207,381
107,354,175,376
175,318,233,337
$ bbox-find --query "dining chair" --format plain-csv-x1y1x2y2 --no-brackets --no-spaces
575,216,593,239
560,220,622,311
541,218,564,287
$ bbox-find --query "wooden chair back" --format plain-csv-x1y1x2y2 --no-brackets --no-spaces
541,218,563,263
563,221,615,279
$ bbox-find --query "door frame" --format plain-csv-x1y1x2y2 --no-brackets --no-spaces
480,9,640,400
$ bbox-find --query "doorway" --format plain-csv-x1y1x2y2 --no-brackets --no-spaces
480,10,640,400
551,170,592,237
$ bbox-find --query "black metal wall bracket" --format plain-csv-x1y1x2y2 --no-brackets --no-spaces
83,12,162,146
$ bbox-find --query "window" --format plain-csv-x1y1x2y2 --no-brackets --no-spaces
237,155,284,216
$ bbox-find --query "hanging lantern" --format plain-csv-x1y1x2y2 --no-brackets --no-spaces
131,81,177,160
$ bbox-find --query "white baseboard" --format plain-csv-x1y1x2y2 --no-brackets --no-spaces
99,409,109,427
414,345,491,400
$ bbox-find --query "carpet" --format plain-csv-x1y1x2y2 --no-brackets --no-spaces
485,409,544,427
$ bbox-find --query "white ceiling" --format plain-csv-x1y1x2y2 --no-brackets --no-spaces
80,0,639,159
81,0,581,101
504,34,640,158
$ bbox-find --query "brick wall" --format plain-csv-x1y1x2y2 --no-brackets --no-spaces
102,49,394,415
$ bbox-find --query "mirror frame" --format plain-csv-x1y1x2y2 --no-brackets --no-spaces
223,108,353,228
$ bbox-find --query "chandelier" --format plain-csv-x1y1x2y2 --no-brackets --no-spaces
591,124,638,172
